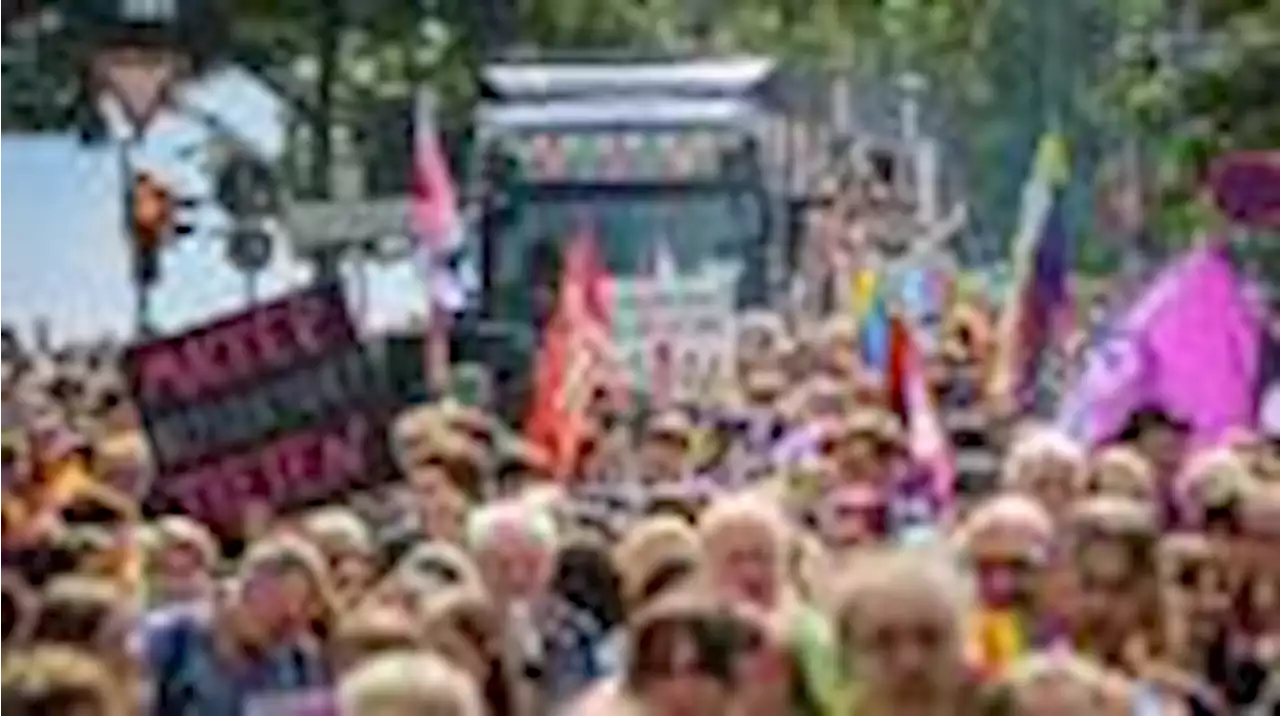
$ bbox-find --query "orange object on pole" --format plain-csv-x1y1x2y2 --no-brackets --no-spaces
524,229,615,481
132,172,172,242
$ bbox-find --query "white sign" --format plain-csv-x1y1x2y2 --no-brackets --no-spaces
611,262,740,402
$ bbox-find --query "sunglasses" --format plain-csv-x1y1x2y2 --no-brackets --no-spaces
972,554,1040,574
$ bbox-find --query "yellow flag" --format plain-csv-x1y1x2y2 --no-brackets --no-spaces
849,269,878,319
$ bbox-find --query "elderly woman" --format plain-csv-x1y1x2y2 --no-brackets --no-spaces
1000,428,1088,521
833,546,982,716
698,496,838,714
954,494,1056,679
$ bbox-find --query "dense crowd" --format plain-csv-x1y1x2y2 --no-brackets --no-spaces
0,289,1277,716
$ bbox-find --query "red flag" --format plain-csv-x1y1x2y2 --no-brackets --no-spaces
886,315,912,421
524,230,616,480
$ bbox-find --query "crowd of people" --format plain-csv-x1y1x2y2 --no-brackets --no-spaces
0,282,1278,716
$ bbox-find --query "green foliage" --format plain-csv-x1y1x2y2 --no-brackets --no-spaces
7,0,1267,262
1098,0,1280,237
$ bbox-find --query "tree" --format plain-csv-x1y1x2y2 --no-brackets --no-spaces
1098,0,1280,238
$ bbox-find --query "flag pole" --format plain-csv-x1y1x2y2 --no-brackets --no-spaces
426,303,451,398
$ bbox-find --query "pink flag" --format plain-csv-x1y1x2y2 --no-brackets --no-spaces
411,103,461,252
1059,246,1261,446
903,323,957,518
411,94,470,316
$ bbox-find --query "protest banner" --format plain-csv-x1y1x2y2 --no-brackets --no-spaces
611,262,739,403
127,284,399,533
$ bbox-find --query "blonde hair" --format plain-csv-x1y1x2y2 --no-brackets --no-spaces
698,496,791,578
1000,428,1087,492
834,546,973,655
817,315,859,346
236,534,337,628
1179,447,1257,506
301,507,373,556
991,650,1119,711
698,495,789,551
1,645,128,716
1090,447,1156,498
954,493,1054,551
465,500,558,553
614,516,703,608
148,516,217,569
337,650,483,716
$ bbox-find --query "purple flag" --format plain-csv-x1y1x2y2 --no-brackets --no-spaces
1058,246,1261,446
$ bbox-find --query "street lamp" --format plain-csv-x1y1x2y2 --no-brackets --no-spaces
216,151,281,307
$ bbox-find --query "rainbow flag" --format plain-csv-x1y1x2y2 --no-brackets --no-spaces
990,134,1074,412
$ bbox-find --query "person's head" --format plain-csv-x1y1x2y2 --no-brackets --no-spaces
826,410,899,485
1239,487,1280,634
722,602,802,716
300,507,377,601
624,594,738,716
145,516,216,605
816,483,887,548
834,547,971,706
418,586,502,684
1177,447,1256,531
88,428,148,496
2,645,129,716
737,312,787,371
641,412,692,482
466,500,557,603
1088,446,1156,502
1001,429,1087,514
985,651,1123,716
800,376,849,424
553,540,625,631
815,316,860,377
337,650,484,716
698,497,788,610
1065,497,1161,666
615,516,704,614
955,494,1053,609
233,535,335,642
1158,533,1232,649
29,576,136,668
1120,407,1190,475
330,605,424,675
